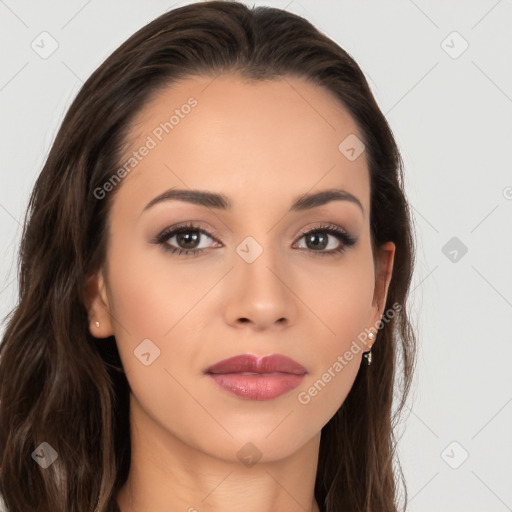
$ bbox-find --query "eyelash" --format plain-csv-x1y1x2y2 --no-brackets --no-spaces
153,222,357,257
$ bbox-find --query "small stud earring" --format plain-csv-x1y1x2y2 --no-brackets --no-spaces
364,332,375,366
95,321,100,328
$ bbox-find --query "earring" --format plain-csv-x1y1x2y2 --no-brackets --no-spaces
364,332,375,366
95,321,100,328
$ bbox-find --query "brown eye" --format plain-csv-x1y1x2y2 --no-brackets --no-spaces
152,222,356,258
154,223,220,256
295,225,356,256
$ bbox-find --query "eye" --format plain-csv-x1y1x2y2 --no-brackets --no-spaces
153,222,220,256
152,222,356,257
294,224,357,256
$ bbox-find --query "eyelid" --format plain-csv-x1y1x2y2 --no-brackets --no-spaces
153,222,222,242
295,223,348,238
152,223,220,252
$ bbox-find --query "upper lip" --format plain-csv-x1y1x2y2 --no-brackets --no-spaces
205,354,307,375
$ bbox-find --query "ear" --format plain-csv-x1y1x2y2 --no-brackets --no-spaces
369,241,396,345
82,269,115,338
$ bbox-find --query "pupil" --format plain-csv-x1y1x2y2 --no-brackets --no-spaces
177,231,199,249
308,233,327,250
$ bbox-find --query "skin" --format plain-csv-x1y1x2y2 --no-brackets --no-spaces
85,74,395,512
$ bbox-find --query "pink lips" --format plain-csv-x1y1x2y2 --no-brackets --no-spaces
205,354,307,401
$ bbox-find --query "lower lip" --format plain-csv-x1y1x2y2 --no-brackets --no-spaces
207,373,306,400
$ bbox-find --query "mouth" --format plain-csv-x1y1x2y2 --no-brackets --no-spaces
205,354,307,401
205,353,307,375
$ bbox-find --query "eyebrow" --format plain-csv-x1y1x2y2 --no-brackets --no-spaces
142,187,364,215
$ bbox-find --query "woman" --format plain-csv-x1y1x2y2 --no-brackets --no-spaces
0,2,417,511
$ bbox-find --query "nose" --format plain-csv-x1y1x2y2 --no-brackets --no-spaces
223,244,299,331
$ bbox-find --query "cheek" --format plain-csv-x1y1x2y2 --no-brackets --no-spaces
106,241,204,338
104,241,207,385
104,252,206,433
299,251,375,351
292,251,375,414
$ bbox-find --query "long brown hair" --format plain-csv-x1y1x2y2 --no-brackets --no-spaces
0,2,417,511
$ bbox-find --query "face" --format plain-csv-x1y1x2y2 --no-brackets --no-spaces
86,74,395,464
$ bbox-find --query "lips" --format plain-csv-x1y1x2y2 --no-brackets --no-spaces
205,354,307,401
205,354,307,376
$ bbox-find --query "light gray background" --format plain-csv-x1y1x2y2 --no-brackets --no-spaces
1,1,511,511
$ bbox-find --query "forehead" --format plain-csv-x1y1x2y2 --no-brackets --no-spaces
113,73,370,216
